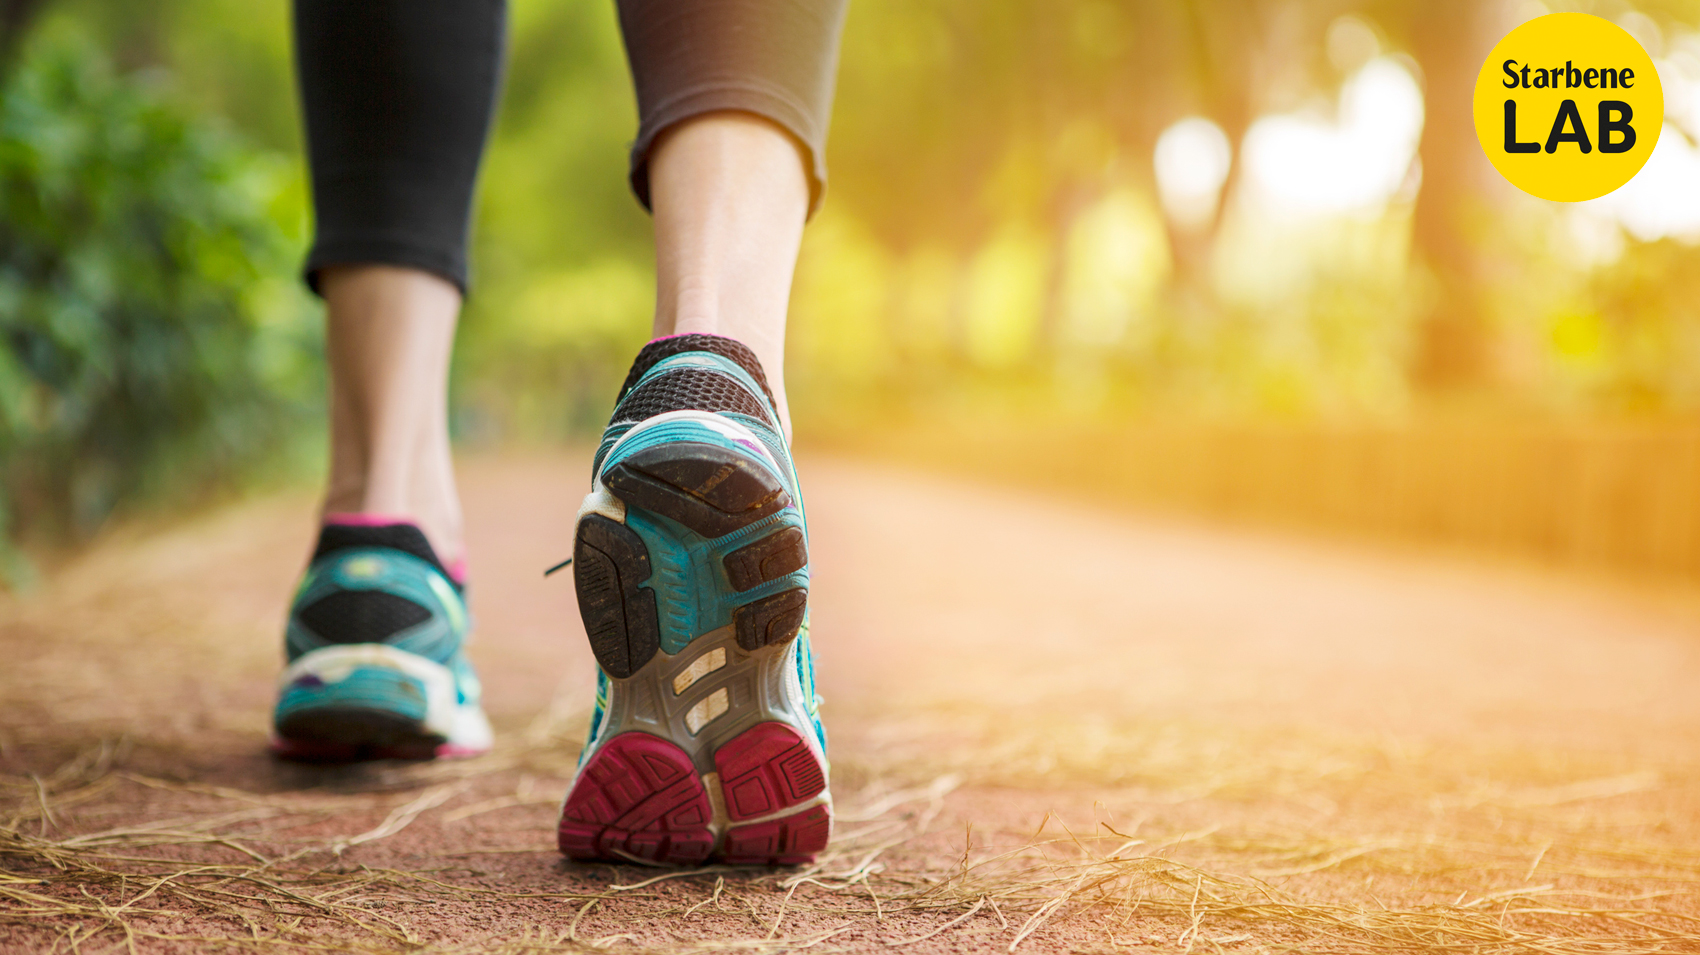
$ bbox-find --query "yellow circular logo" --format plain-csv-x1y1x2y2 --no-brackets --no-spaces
1473,13,1662,202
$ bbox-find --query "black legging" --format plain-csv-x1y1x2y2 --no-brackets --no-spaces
293,0,847,295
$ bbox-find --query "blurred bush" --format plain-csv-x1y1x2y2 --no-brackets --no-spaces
454,257,652,442
452,0,653,442
0,26,318,577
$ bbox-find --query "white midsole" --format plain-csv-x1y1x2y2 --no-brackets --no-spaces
279,644,492,749
576,485,626,524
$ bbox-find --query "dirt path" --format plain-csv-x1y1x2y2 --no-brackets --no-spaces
3,450,1699,953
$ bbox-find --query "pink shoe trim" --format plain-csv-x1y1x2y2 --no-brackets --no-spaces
323,512,418,528
559,732,714,865
444,557,469,585
433,740,490,759
713,722,827,822
722,804,831,865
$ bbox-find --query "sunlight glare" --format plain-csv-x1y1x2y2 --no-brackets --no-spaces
1154,117,1232,231
1062,188,1168,347
1584,123,1700,244
1241,57,1423,218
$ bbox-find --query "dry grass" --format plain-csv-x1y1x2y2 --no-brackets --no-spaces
6,706,1699,954
901,814,1700,954
5,453,1699,952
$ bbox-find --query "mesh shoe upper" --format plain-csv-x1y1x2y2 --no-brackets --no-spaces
614,333,777,410
287,522,469,667
594,334,788,479
616,366,774,426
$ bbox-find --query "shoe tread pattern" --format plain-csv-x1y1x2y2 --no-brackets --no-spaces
723,527,807,592
714,722,827,821
558,732,714,865
574,516,661,678
721,805,831,865
604,442,789,539
734,588,808,652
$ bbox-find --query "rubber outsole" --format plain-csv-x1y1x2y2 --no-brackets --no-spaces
565,428,827,866
723,527,806,592
734,588,808,652
577,439,805,680
714,722,828,821
271,648,490,763
272,706,445,762
603,442,789,539
559,722,829,866
574,516,660,679
557,732,716,864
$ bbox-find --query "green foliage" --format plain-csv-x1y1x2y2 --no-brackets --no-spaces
1573,239,1700,412
453,0,654,441
7,0,1699,548
0,27,318,571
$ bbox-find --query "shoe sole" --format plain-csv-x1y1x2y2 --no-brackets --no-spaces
272,644,492,762
561,423,829,865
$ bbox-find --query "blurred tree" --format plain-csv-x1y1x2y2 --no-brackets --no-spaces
9,0,1700,505
1582,239,1700,411
1157,0,1271,320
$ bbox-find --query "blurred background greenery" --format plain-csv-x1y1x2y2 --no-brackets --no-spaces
8,0,1700,580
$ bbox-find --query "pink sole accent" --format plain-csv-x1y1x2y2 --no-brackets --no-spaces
713,722,828,822
323,512,419,528
433,741,490,759
559,733,714,865
722,804,831,865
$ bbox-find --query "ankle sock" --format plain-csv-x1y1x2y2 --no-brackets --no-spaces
316,517,465,588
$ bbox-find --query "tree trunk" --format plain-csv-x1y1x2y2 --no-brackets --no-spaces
1407,0,1507,389
1,0,49,66
1158,0,1267,322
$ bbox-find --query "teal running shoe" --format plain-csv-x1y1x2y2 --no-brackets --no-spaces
271,520,492,761
558,334,829,866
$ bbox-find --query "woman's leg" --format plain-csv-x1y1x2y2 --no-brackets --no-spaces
274,0,503,762
648,113,810,436
558,0,846,865
618,0,848,437
320,266,463,565
295,0,505,564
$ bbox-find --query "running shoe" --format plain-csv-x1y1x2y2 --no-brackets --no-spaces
557,334,829,866
271,519,493,761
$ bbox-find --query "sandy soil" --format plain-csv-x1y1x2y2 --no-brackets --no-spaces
2,450,1698,953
